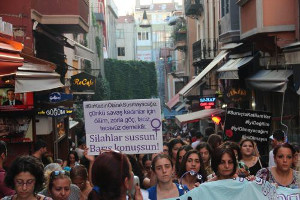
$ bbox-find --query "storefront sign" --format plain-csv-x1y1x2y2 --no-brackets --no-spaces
49,92,73,103
37,107,73,117
199,97,216,109
226,88,248,102
70,72,96,92
84,99,163,155
224,108,272,154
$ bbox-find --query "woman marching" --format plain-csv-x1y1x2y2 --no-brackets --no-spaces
147,154,188,200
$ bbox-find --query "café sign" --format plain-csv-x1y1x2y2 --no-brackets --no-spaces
37,107,73,117
71,72,96,92
226,88,248,102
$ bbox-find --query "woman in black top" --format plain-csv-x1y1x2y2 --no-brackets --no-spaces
239,139,265,175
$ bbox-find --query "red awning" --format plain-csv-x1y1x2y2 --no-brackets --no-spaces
0,37,24,76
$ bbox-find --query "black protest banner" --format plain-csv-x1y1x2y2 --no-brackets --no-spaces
224,108,272,154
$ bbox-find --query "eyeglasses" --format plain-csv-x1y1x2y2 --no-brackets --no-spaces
15,179,35,187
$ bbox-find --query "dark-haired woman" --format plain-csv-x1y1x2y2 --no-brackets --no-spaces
70,165,92,200
175,145,193,177
88,150,142,200
207,134,222,152
196,142,214,176
208,146,238,182
63,151,79,171
147,154,188,200
168,138,185,165
142,154,152,179
256,143,298,189
178,150,207,190
2,155,51,200
239,139,265,175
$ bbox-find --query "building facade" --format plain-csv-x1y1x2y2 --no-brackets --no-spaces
116,15,136,60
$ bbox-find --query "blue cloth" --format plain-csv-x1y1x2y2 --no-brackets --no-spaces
147,183,188,200
167,178,300,200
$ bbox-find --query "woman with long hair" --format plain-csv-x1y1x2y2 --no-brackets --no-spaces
175,145,193,177
239,139,265,175
63,151,79,172
147,154,188,200
209,146,238,181
88,150,142,200
196,142,214,176
168,138,185,165
256,143,298,189
207,134,222,153
178,150,207,190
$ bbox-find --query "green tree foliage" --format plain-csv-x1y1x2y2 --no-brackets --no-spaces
104,59,157,100
92,75,111,101
95,36,102,59
83,60,92,74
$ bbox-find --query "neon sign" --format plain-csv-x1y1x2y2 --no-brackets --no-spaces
199,97,216,109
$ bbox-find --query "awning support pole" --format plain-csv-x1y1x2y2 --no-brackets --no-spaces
280,91,288,141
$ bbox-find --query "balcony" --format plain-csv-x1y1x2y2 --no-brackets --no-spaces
184,0,203,18
31,0,89,33
239,0,296,46
218,0,240,43
192,39,218,65
174,30,187,51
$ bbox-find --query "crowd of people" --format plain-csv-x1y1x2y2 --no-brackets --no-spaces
0,127,299,200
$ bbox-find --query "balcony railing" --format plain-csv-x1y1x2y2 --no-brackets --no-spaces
192,39,218,62
184,0,204,18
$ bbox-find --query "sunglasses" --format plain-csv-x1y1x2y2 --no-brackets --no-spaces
50,170,69,178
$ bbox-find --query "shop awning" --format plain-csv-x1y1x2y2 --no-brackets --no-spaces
179,50,228,97
163,107,186,120
175,100,187,112
217,56,254,79
69,118,79,129
166,93,180,109
175,108,225,125
220,43,243,50
15,62,64,93
246,70,293,92
74,42,94,61
0,37,24,76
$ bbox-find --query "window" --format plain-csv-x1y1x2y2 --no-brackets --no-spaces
116,29,124,39
221,0,230,17
118,47,125,56
137,32,149,40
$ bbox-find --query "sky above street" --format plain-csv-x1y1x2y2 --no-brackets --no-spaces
114,0,181,16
